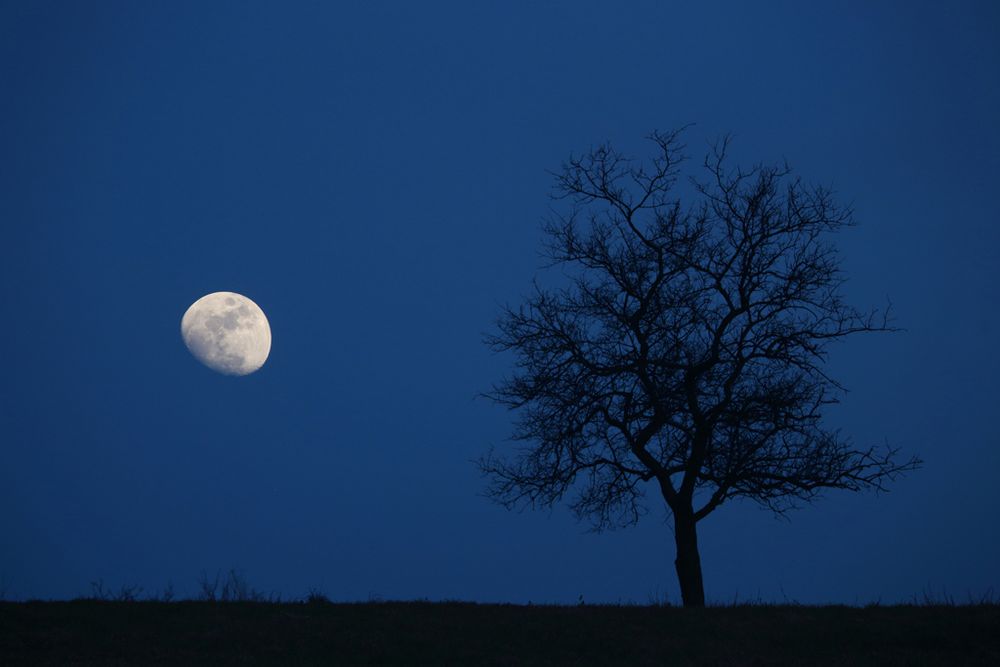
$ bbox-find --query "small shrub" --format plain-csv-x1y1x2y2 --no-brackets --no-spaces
198,569,271,602
87,580,143,602
304,589,331,605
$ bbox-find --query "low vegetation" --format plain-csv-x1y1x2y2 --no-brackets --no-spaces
2,593,998,665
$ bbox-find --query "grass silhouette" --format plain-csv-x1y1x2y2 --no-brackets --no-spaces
2,586,999,665
1,574,998,665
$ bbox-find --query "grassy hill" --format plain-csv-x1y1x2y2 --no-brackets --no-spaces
2,599,999,665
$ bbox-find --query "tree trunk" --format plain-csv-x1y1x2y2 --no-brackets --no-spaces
673,509,705,607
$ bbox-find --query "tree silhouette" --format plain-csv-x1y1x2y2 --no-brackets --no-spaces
481,128,920,607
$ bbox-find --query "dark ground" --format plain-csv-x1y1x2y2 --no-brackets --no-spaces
2,600,998,665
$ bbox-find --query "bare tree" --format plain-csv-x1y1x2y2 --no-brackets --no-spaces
481,128,920,607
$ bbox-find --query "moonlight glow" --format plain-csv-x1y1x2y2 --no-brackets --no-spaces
181,291,271,376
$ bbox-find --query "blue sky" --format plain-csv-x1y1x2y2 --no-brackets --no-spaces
1,0,998,604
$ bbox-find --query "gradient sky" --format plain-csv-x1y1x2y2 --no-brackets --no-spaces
2,1,998,605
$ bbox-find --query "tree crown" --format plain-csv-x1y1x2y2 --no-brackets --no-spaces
483,128,919,530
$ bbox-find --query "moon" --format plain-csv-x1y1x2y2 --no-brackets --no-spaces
181,292,271,376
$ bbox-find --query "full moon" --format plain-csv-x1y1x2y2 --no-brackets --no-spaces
181,292,271,376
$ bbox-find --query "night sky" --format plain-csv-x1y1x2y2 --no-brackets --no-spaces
2,1,998,605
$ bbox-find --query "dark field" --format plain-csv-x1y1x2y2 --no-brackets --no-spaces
2,600,998,665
